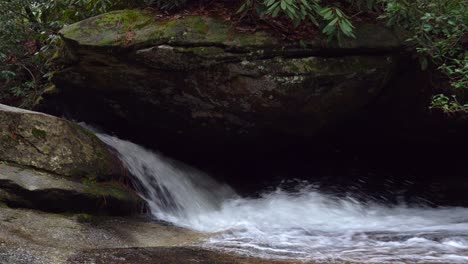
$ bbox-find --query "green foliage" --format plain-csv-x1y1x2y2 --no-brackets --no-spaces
237,0,356,41
0,0,132,107
430,94,468,113
380,0,467,111
320,6,355,41
262,0,321,26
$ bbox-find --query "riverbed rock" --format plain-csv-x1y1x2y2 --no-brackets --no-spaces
0,206,297,264
0,207,204,263
69,247,300,264
0,163,140,215
0,104,121,180
42,9,401,154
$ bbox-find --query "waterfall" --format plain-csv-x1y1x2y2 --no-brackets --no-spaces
97,133,236,224
97,132,468,263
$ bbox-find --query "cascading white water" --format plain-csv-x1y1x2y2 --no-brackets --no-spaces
97,133,236,223
98,133,468,264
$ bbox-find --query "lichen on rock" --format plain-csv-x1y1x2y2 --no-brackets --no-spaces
0,104,121,181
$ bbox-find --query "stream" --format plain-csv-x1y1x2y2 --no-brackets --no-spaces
97,133,468,264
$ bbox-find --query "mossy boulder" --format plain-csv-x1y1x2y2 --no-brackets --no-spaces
0,104,121,180
59,9,400,50
0,163,141,215
43,10,402,152
60,10,279,49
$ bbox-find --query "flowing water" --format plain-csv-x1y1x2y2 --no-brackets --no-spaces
97,133,468,264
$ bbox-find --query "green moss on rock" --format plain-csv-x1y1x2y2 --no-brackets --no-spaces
60,9,401,52
61,9,154,46
31,128,47,140
83,180,137,202
0,201,8,208
60,10,279,49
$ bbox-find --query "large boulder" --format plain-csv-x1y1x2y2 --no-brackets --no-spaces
0,104,120,180
0,104,142,214
42,9,402,152
57,10,400,50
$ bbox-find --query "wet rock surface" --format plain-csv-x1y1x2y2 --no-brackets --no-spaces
0,207,301,264
0,207,203,264
0,163,141,215
69,247,302,264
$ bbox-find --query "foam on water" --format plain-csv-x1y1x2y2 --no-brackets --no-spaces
98,133,468,263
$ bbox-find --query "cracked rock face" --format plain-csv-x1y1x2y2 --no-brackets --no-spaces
43,10,401,150
0,104,120,180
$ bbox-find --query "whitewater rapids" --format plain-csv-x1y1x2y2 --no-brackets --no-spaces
97,133,468,264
